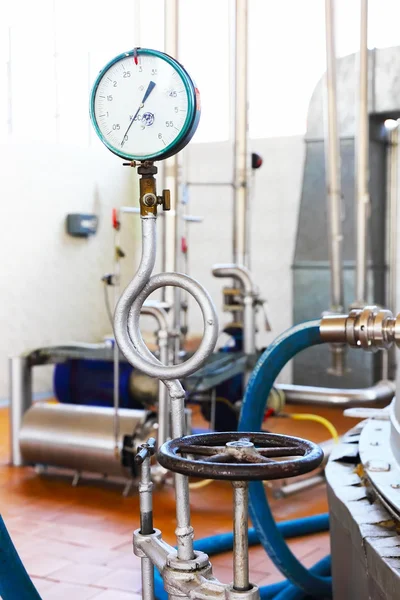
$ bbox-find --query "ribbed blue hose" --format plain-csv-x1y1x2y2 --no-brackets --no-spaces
0,516,42,600
192,513,329,555
261,556,331,600
238,320,332,599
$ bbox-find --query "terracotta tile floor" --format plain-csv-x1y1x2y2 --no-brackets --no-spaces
0,404,356,598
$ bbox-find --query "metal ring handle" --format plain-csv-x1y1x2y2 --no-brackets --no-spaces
157,431,324,481
114,217,218,383
128,272,218,380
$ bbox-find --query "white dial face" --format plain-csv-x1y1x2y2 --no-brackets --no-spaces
93,53,190,159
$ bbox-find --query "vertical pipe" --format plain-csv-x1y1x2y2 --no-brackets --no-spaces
243,294,255,386
232,481,250,591
113,220,121,455
386,124,399,379
210,387,217,431
324,0,344,314
9,356,32,466
157,331,169,446
139,452,155,600
163,0,182,360
52,0,60,142
7,28,12,136
170,390,194,561
388,125,399,314
233,0,249,267
324,0,346,375
243,294,256,356
141,558,155,600
355,0,370,306
134,0,141,45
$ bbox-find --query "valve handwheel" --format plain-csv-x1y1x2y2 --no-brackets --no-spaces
157,431,323,481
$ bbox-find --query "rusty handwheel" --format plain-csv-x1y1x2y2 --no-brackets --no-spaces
157,431,323,481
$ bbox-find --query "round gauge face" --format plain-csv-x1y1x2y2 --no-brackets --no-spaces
90,48,200,161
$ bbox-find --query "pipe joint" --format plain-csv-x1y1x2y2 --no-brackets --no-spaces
320,305,400,351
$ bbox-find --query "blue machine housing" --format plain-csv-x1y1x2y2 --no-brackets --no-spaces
54,360,141,409
54,328,244,425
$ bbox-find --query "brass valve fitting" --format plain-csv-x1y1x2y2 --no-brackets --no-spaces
320,305,400,351
137,162,170,216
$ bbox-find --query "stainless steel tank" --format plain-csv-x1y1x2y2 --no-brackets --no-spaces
19,403,156,477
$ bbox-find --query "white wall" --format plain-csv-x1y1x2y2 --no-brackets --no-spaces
0,140,140,399
183,136,305,381
0,135,304,399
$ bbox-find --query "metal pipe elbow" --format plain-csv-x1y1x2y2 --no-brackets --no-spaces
278,380,395,409
211,263,256,295
141,301,169,333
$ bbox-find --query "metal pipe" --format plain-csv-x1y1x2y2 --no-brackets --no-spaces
9,356,32,466
138,446,156,600
114,215,218,561
355,0,370,306
275,474,326,499
324,0,344,314
139,448,154,535
113,215,121,456
275,380,395,408
232,481,250,591
141,303,170,446
141,557,155,600
212,264,255,295
134,0,141,46
324,0,346,375
163,0,181,355
212,264,256,356
233,0,249,267
384,124,399,379
388,125,399,314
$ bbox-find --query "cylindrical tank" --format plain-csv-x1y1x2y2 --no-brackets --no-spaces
19,403,156,477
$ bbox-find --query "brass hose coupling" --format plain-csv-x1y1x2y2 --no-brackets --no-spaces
320,305,400,351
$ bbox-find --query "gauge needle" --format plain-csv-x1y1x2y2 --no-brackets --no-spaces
121,81,156,147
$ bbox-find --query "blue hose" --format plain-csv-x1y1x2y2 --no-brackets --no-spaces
191,513,329,556
153,513,330,600
238,320,332,599
0,516,42,600
261,556,331,600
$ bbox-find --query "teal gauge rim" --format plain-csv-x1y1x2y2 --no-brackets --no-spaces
89,48,199,162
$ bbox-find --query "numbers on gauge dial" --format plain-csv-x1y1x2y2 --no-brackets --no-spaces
94,54,189,158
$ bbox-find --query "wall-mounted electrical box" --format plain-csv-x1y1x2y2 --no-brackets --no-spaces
66,214,98,238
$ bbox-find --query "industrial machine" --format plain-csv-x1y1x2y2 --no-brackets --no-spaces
89,46,332,600
4,2,400,597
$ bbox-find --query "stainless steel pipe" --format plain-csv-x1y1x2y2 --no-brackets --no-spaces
355,0,370,306
114,215,218,561
324,0,344,315
232,0,249,268
163,0,181,357
232,481,250,591
141,303,170,446
385,124,399,378
212,264,257,356
387,125,399,315
9,355,32,466
275,475,326,499
275,380,395,408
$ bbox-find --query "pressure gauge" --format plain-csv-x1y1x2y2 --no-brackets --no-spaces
90,48,200,162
